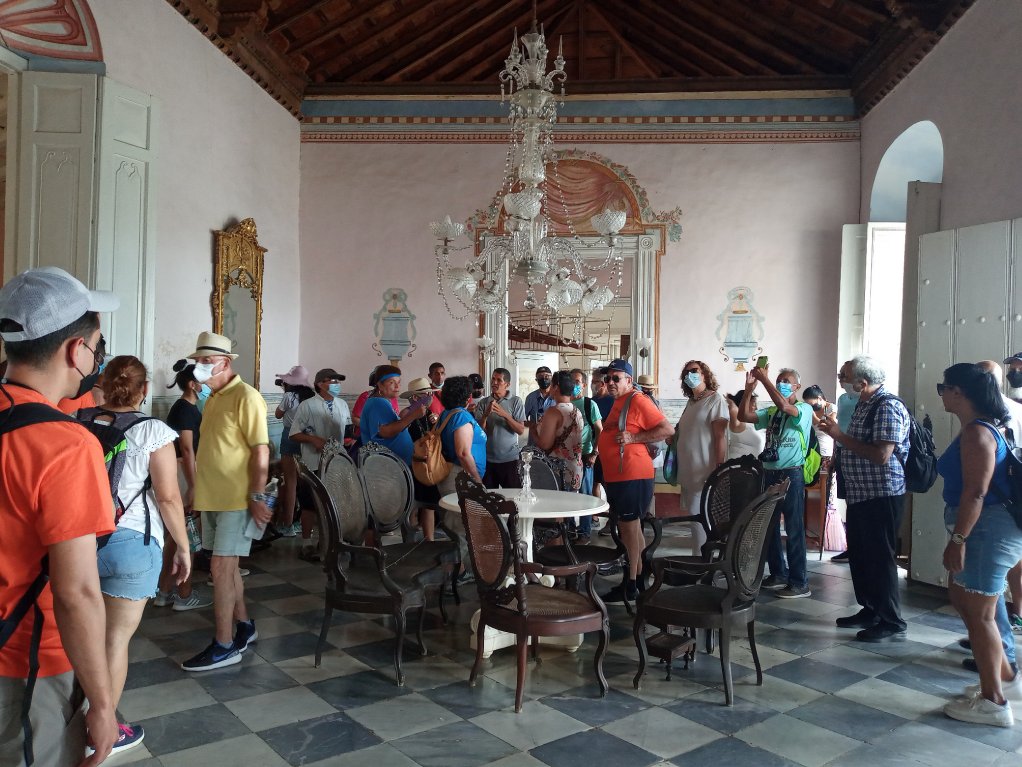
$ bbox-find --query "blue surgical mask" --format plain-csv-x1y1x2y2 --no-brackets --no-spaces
327,383,342,397
572,383,583,397
778,383,794,398
97,360,108,374
197,384,211,402
684,371,701,389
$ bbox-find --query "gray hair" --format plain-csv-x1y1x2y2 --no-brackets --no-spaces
850,355,886,386
778,367,801,384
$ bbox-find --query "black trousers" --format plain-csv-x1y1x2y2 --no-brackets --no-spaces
847,494,906,630
483,460,521,490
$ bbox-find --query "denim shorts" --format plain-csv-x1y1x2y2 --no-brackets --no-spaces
201,509,253,557
96,528,162,601
605,478,654,522
279,431,301,457
944,504,1022,596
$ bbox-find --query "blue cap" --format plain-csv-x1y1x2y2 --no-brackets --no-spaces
607,358,633,377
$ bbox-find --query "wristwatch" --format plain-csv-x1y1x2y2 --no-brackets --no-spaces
950,532,967,545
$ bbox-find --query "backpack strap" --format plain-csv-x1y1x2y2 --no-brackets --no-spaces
582,397,594,429
434,409,459,435
617,391,638,472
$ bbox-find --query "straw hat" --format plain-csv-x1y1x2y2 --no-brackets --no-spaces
636,374,658,389
187,331,238,360
400,376,439,399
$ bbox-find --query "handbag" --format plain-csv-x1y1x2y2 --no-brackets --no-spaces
662,422,680,485
411,410,458,486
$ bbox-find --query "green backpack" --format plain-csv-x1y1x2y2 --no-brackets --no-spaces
768,406,822,486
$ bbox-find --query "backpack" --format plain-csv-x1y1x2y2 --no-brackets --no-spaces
0,402,79,767
412,410,458,486
975,426,1022,531
76,407,156,545
863,394,938,494
768,405,822,486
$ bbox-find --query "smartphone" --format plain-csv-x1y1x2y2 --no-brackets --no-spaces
756,355,769,369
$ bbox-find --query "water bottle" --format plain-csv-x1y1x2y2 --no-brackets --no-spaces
185,514,201,553
245,478,280,539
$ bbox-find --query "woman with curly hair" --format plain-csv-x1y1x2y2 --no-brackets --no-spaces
674,359,730,551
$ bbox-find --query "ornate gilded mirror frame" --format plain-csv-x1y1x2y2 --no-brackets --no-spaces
212,218,266,389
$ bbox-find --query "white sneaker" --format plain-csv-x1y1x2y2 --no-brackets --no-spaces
944,692,1014,727
963,672,1022,703
173,592,213,612
152,590,174,607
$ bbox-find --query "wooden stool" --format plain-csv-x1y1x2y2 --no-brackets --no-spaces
642,629,697,681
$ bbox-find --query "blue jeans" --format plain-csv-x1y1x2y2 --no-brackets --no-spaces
578,465,594,535
766,467,807,589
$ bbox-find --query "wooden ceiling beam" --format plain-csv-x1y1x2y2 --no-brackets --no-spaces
630,0,780,76
765,0,877,47
696,0,847,73
437,0,570,83
358,0,516,82
288,0,394,55
309,0,456,77
266,0,334,35
585,2,658,79
591,2,704,77
801,0,890,32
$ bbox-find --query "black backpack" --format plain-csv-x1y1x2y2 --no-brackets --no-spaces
0,402,79,766
76,407,156,546
863,394,938,494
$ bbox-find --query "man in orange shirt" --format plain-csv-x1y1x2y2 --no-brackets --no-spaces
596,359,673,602
0,267,120,766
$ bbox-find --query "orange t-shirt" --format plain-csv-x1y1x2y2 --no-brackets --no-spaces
56,389,96,415
597,391,666,483
0,386,113,678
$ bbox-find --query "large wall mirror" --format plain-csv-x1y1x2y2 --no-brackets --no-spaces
212,218,265,388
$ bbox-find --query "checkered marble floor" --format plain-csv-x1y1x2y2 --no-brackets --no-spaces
111,530,1022,767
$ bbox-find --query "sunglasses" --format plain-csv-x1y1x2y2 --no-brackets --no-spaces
936,383,952,395
682,368,700,376
607,375,626,383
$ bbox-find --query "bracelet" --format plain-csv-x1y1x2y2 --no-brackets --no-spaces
950,532,967,545
248,493,262,503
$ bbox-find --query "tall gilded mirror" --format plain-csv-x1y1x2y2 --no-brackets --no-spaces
212,218,265,388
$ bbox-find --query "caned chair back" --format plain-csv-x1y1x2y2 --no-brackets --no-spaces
518,446,564,491
723,480,788,603
320,444,369,544
297,462,343,577
700,455,765,541
359,442,414,535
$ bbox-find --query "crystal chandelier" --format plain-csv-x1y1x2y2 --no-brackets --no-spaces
430,12,626,339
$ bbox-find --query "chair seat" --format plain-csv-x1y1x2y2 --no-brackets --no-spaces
383,540,459,568
337,556,429,598
487,584,604,632
642,583,755,625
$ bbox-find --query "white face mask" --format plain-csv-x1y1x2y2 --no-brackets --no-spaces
193,361,220,383
841,383,856,395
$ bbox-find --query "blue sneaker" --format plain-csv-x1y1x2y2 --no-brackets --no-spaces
234,620,258,652
181,640,241,671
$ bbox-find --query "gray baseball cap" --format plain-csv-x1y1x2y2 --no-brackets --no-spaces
0,267,119,342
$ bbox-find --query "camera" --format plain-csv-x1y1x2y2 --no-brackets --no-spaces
274,378,284,388
759,446,779,463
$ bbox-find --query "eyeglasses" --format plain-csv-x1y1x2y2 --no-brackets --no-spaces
682,368,700,376
936,383,950,395
81,339,105,368
607,375,626,383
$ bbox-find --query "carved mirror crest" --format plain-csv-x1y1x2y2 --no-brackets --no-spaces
212,218,265,389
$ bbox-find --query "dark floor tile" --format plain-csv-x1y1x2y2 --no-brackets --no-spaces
286,607,362,632
137,703,249,755
855,637,947,660
751,604,808,629
530,729,659,767
147,627,218,657
767,657,867,693
756,630,844,656
541,686,650,727
670,737,802,767
877,662,976,697
665,690,777,734
639,651,753,689
253,631,334,663
788,695,908,740
123,657,188,691
391,721,518,767
243,582,311,601
192,658,299,702
308,669,413,709
911,610,966,632
421,678,518,718
261,711,381,766
900,590,952,611
343,636,428,669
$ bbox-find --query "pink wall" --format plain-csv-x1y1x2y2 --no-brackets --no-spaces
861,0,1022,229
91,0,301,392
300,139,859,401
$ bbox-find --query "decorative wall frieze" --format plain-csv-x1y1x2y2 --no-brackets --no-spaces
0,0,102,62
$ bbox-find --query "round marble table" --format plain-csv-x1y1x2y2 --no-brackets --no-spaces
439,488,610,657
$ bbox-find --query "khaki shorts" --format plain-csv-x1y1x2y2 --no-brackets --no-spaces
200,509,253,557
0,671,86,767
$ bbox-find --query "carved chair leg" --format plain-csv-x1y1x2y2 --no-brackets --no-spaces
416,603,428,656
469,617,486,686
632,613,647,689
594,619,609,697
394,608,407,687
315,602,333,668
451,568,462,605
515,636,528,713
719,624,733,706
530,635,539,662
437,583,449,625
747,619,763,685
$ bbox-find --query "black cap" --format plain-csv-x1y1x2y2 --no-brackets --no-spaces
315,367,346,383
536,366,552,375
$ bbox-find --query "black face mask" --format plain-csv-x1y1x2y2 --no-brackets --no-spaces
537,377,551,390
1009,370,1022,389
74,369,99,400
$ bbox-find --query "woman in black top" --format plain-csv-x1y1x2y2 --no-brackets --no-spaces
155,360,211,610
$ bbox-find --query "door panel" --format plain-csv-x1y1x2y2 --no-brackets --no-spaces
954,221,1011,363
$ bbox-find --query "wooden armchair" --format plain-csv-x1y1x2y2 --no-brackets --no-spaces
456,472,610,712
632,480,788,705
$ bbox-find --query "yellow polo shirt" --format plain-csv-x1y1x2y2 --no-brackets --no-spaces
194,375,269,511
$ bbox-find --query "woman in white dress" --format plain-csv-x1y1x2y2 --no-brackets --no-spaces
726,390,767,460
675,361,730,551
